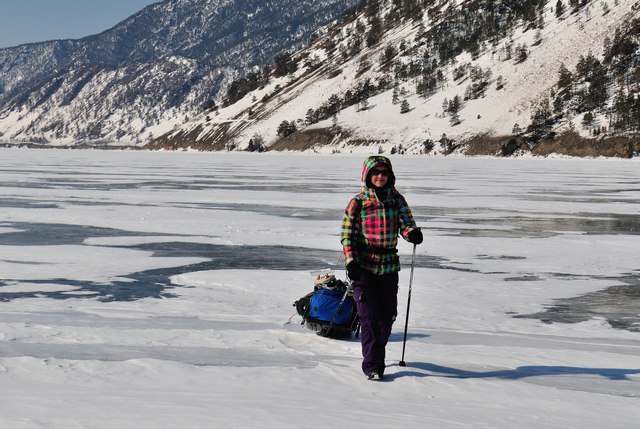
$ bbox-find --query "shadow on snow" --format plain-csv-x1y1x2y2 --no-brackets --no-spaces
387,362,640,382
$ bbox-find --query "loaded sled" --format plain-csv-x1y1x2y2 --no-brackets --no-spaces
294,270,360,338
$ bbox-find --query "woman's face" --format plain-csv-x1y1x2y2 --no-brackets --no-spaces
369,166,389,188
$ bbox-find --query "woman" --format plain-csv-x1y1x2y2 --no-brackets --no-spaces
340,155,422,380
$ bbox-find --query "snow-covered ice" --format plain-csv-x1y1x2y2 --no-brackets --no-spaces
0,149,639,428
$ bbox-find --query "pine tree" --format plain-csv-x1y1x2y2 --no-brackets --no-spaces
367,0,380,17
512,123,522,134
277,120,297,137
449,95,461,114
514,44,529,64
527,97,553,140
305,109,316,125
247,133,266,152
367,16,384,47
400,100,410,113
557,63,573,89
553,95,564,114
557,63,573,101
555,0,565,18
392,87,400,104
575,54,609,111
582,111,594,127
274,52,296,77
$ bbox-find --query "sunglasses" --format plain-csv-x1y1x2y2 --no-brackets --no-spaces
370,168,389,177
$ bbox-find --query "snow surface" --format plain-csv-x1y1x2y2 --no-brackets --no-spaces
0,149,639,428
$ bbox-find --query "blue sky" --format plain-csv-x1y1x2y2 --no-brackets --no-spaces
0,0,160,48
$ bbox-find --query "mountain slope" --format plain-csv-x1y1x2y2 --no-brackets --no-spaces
146,0,639,156
0,0,361,145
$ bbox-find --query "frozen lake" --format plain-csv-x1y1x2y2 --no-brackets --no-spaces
1,149,638,329
0,149,639,428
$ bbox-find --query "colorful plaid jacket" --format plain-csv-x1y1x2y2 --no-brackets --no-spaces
340,156,418,275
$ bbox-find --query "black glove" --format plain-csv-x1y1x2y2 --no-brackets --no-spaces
346,261,361,281
407,228,423,245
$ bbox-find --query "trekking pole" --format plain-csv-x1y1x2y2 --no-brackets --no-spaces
399,244,417,367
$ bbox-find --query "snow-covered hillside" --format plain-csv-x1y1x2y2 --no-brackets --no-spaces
149,0,639,155
0,0,360,145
